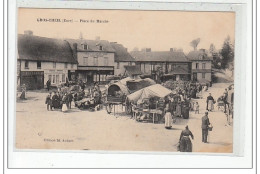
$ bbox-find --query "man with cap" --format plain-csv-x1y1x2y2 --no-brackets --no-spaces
201,112,210,143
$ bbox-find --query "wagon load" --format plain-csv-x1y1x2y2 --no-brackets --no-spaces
126,78,156,93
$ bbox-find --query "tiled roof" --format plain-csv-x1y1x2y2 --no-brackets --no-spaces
110,42,135,62
18,34,77,63
187,50,213,61
166,66,190,75
130,51,189,62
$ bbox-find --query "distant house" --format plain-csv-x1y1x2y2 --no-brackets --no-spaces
66,37,115,84
17,32,77,90
110,42,136,76
131,48,191,82
124,65,142,79
187,49,213,83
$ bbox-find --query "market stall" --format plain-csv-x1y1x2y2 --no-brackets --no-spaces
127,84,173,123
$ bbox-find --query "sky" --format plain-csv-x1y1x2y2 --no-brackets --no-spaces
18,8,235,53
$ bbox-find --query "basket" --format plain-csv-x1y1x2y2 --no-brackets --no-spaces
208,125,213,131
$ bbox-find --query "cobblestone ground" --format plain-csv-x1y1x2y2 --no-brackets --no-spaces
16,83,233,153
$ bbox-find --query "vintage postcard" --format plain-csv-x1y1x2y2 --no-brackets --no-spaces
16,8,235,153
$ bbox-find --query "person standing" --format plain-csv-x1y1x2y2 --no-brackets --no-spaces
45,92,52,111
20,84,26,100
179,125,194,152
46,79,51,91
164,103,173,129
223,89,228,113
62,93,69,112
51,91,59,109
67,91,73,109
201,112,210,143
194,102,200,114
206,93,215,111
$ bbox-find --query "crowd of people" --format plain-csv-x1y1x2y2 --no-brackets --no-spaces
45,81,103,112
216,85,234,125
43,78,231,152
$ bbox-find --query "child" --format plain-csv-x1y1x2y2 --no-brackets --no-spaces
194,102,199,114
45,92,52,111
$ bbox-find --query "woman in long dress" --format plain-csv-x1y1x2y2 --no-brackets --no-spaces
62,93,68,112
179,125,194,152
176,99,182,117
206,93,215,111
164,104,173,129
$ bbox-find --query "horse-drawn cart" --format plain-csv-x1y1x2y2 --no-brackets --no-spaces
105,82,130,115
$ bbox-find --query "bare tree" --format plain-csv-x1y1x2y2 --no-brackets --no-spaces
190,38,201,50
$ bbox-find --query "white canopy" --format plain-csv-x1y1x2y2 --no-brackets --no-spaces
127,84,173,103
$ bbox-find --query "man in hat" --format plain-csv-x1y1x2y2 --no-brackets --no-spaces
201,112,210,143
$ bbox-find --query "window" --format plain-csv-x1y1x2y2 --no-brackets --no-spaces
56,75,60,84
99,45,103,51
104,57,108,66
25,61,29,69
53,62,56,68
202,63,206,69
37,61,41,69
65,63,68,68
196,63,199,69
94,57,98,66
83,44,88,50
48,75,52,82
52,75,55,83
83,57,88,65
202,73,205,79
62,74,65,82
117,62,120,69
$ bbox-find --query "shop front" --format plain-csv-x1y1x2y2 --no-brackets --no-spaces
20,71,44,90
77,66,114,84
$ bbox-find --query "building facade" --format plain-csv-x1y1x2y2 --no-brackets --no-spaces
66,38,116,84
187,49,212,83
18,33,77,89
131,48,191,82
110,42,136,76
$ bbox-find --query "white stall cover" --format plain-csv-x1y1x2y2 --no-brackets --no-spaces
127,84,172,103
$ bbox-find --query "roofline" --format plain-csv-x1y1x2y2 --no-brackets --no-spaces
76,50,115,53
135,60,191,63
188,59,212,61
17,58,78,64
115,60,136,62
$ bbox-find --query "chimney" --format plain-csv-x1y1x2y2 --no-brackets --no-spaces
146,48,151,52
170,48,173,52
24,30,33,36
95,36,100,41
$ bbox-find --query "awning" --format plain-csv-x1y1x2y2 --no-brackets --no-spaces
127,84,172,103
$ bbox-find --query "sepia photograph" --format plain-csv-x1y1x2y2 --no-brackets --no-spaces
16,8,235,153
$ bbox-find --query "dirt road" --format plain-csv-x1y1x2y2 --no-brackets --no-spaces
16,83,233,153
